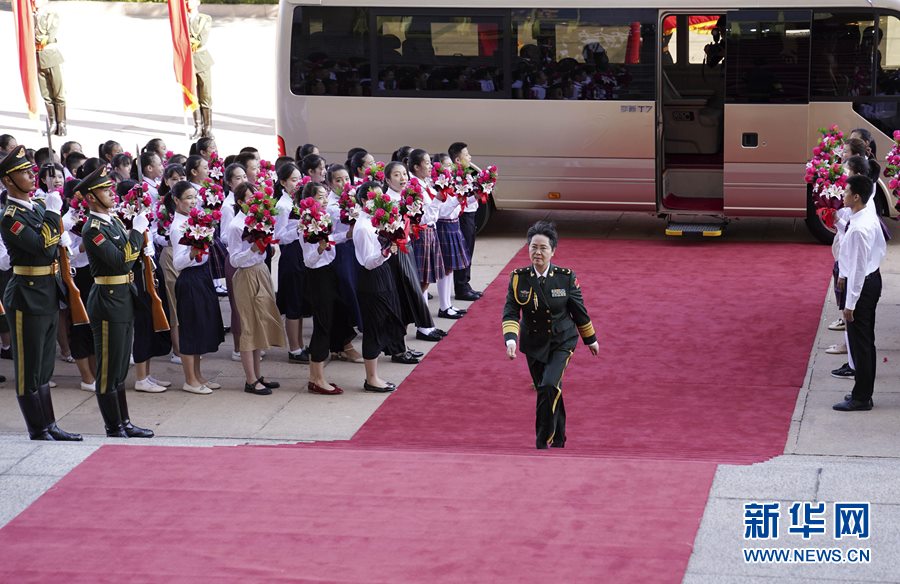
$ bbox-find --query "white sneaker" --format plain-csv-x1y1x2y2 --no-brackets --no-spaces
148,376,171,388
48,380,57,388
135,378,167,393
231,351,242,362
828,318,846,331
80,381,96,392
170,354,182,365
182,383,212,395
825,344,848,355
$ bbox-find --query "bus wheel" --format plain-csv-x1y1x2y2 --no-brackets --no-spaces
804,188,835,245
475,197,493,234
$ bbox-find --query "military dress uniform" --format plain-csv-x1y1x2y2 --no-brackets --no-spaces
0,146,80,441
189,10,214,137
34,5,67,136
502,264,597,449
78,167,154,438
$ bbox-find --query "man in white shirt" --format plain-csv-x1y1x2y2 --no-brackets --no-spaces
833,175,884,412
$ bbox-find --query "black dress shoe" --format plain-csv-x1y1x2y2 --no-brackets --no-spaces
123,422,154,438
434,328,448,338
391,352,420,364
244,382,272,396
843,394,874,408
257,377,280,389
47,423,83,442
416,330,442,342
833,398,873,411
455,290,481,301
363,380,396,392
106,426,129,438
407,348,424,358
0,347,11,360
438,308,465,320
288,348,310,364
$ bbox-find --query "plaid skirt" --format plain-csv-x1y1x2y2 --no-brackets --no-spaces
436,219,470,272
411,225,445,284
208,234,227,281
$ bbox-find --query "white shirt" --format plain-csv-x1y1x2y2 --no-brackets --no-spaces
838,205,884,310
220,193,236,240
143,177,160,201
353,212,391,270
300,237,336,269
170,211,207,270
436,188,463,221
62,208,88,269
274,194,300,245
224,211,267,269
0,234,10,272
8,197,34,212
326,191,351,245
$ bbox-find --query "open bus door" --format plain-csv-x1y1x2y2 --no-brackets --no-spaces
721,10,812,221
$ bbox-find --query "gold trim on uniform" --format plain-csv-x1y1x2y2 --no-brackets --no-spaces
15,311,24,396
511,273,532,306
577,322,595,339
40,224,60,248
13,263,59,276
123,242,140,263
7,159,32,173
100,321,109,394
95,274,134,286
502,320,520,336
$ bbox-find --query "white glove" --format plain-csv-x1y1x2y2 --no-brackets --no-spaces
143,243,155,258
45,190,63,214
132,214,150,234
59,231,72,250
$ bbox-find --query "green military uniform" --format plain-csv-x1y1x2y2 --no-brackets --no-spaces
34,6,67,136
502,264,597,449
0,146,80,441
189,10,214,137
77,167,153,438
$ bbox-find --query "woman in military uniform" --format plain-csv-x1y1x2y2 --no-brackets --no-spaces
502,221,599,449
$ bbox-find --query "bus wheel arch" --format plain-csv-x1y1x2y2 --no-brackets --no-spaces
475,196,494,234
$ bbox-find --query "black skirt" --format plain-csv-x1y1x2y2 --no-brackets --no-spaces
305,263,357,362
276,241,309,319
356,263,406,359
175,263,224,356
389,252,434,328
68,266,94,360
335,240,363,329
132,264,173,363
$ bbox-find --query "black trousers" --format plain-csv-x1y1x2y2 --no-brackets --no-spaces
526,348,573,448
454,211,476,294
848,271,881,402
306,264,356,363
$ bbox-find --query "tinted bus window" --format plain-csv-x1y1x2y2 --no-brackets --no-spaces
810,12,875,98
290,7,371,96
374,13,505,95
510,9,656,100
726,10,811,103
877,14,900,95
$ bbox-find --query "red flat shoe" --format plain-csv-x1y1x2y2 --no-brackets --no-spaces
308,382,343,395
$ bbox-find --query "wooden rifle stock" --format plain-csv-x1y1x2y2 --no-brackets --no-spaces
58,219,90,325
143,232,170,332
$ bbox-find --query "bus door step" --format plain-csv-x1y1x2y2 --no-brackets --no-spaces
665,220,725,238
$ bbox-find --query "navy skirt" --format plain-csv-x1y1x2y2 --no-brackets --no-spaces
276,241,309,319
436,219,470,272
334,240,363,329
411,225,445,283
132,264,173,363
175,263,224,356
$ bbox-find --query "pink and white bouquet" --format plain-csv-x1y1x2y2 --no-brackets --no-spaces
199,179,225,212
208,151,225,183
240,188,280,252
399,178,426,239
258,159,278,184
362,184,407,253
298,197,334,249
69,193,89,236
884,130,900,212
364,161,386,184
178,207,221,262
476,165,499,203
154,200,173,238
805,125,847,229
116,182,153,230
338,182,360,225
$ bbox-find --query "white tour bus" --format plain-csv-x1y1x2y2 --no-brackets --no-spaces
276,0,900,242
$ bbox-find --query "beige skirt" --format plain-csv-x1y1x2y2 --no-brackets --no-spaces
159,246,179,328
233,262,285,352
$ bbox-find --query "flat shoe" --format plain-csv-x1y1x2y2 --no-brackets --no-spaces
257,377,280,389
438,308,465,320
308,382,343,395
182,383,212,395
363,380,396,393
844,394,874,407
407,349,424,358
203,381,222,390
244,383,272,396
828,318,846,331
825,344,847,355
416,330,443,342
833,398,872,411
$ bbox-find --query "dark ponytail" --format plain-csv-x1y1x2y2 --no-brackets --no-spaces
354,180,381,207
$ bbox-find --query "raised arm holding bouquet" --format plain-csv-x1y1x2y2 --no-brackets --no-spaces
805,125,847,229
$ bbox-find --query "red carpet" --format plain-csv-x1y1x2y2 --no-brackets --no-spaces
350,239,831,463
0,445,716,584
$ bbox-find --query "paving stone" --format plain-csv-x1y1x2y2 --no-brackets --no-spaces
0,475,63,528
6,444,100,477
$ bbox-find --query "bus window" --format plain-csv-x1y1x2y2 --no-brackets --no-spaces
374,13,505,95
290,7,370,96
877,14,900,95
725,10,811,103
810,12,875,98
510,8,655,100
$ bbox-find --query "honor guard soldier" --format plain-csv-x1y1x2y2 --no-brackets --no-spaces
502,221,599,449
188,0,214,138
0,146,81,441
78,166,154,438
33,0,67,136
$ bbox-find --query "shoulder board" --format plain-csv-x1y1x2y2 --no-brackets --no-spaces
89,219,103,231
512,267,530,275
3,206,17,218
558,268,571,275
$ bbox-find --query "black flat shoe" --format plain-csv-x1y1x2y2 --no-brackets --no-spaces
416,330,442,342
833,398,873,411
244,382,272,396
434,328,448,338
391,352,420,365
407,348,424,358
363,381,396,392
288,348,310,364
455,291,480,301
257,377,280,389
438,308,465,320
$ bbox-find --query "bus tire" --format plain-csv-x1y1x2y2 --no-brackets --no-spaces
475,197,493,234
805,187,835,245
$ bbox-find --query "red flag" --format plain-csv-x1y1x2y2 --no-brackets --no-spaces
663,15,720,37
167,0,198,113
12,0,40,119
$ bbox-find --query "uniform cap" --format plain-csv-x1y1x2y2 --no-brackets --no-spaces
0,146,33,177
74,165,114,197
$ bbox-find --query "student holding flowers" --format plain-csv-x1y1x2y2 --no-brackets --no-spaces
273,162,310,363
